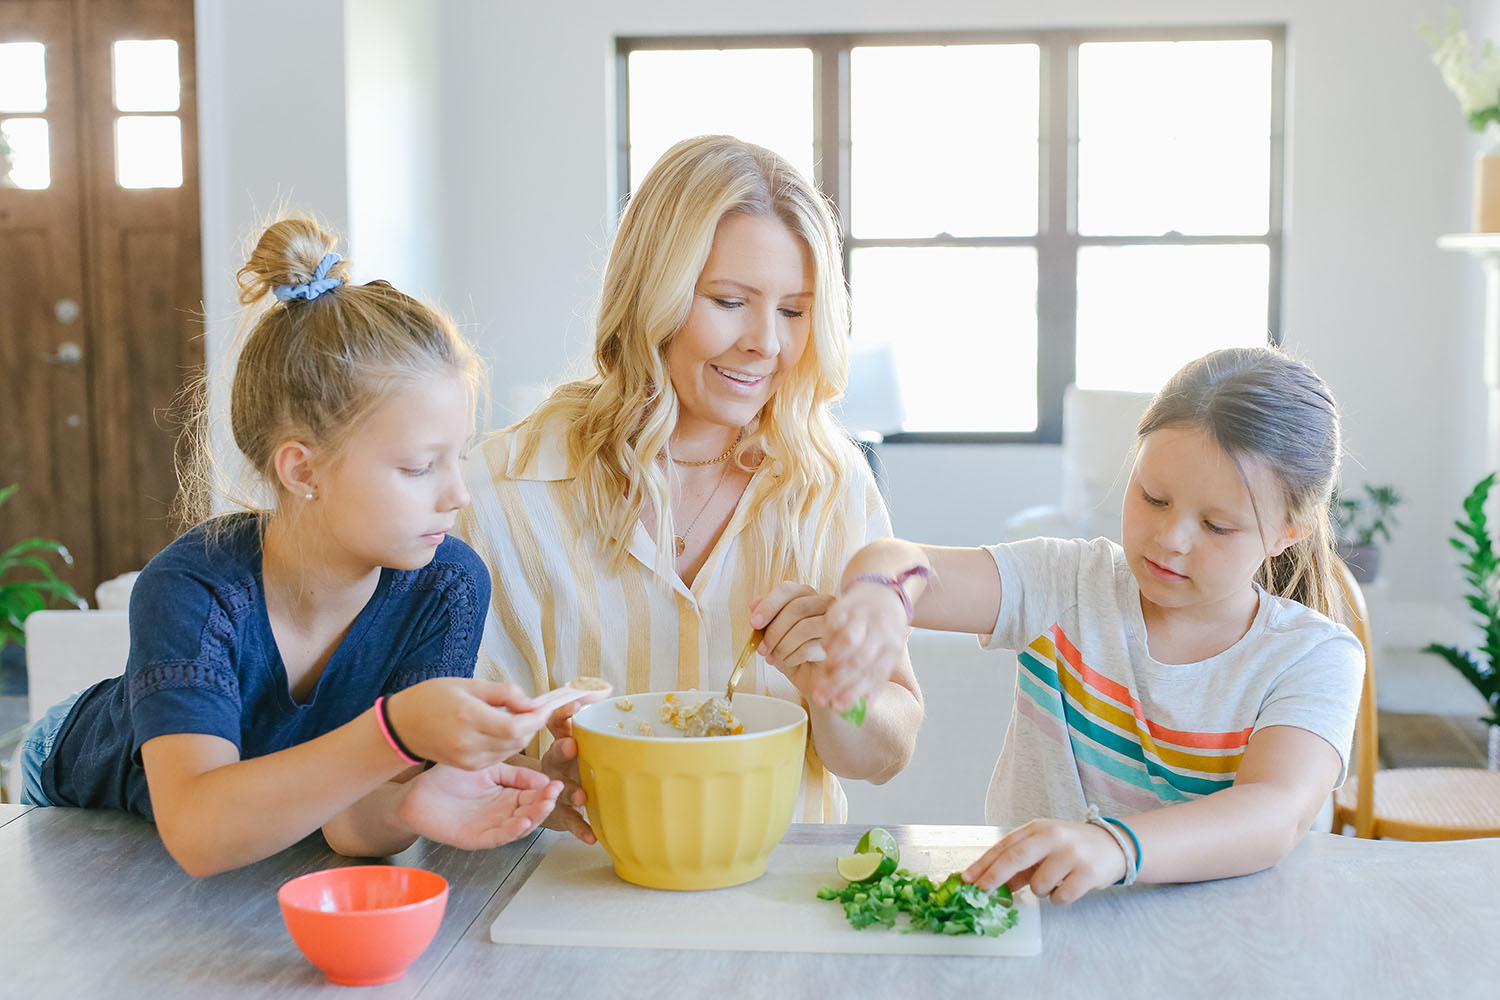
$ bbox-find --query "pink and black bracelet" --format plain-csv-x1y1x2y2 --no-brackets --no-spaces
373,695,426,767
845,564,934,625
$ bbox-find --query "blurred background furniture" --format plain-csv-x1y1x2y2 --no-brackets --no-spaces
2,608,130,802
834,343,906,497
843,629,1013,826
1004,385,1154,543
1331,560,1500,840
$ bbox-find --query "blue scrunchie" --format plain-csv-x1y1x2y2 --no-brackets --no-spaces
273,252,344,302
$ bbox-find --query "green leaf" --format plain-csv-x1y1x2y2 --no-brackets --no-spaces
0,536,74,570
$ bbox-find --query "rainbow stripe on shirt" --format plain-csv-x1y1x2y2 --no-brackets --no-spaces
1015,624,1252,809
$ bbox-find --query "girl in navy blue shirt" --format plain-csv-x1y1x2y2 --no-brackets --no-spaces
17,217,583,875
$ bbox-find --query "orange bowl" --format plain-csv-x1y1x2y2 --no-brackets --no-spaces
277,865,448,986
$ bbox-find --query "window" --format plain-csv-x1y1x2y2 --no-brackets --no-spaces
111,39,182,188
0,41,50,189
618,28,1284,442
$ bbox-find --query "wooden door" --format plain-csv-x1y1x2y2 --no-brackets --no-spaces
0,0,200,598
0,0,98,592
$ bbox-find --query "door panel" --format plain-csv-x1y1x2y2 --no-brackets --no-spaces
78,0,201,582
0,0,200,597
0,0,99,594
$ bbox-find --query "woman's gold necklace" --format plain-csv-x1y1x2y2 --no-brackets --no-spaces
674,460,731,558
670,428,744,467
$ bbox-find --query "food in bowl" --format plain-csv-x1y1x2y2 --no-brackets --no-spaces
660,691,743,737
571,691,808,890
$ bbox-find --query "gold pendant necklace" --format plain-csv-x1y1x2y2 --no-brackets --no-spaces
674,461,731,558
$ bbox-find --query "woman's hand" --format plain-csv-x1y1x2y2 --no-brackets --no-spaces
397,761,562,850
962,819,1128,905
508,702,598,844
385,678,547,770
749,582,836,699
814,579,910,711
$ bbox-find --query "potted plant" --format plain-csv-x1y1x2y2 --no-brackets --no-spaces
0,484,87,694
1422,472,1500,769
1332,483,1402,584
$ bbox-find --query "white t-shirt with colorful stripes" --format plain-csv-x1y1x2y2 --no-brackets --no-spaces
980,536,1363,827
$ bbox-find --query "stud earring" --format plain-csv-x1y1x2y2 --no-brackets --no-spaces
304,492,314,501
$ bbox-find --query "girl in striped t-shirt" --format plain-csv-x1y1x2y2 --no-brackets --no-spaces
816,347,1362,903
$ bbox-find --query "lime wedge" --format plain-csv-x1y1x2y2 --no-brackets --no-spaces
836,851,896,883
854,826,899,865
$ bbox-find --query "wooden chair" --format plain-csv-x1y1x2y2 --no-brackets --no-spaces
1331,560,1500,840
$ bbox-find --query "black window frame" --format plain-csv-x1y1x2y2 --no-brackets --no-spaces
616,26,1285,444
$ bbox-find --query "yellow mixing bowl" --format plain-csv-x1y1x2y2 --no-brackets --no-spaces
571,691,807,890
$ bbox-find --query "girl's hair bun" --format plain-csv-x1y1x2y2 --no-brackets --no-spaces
235,217,349,306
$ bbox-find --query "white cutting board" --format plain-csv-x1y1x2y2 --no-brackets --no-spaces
489,838,1040,956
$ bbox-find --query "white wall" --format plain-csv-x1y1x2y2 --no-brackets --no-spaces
346,0,442,299
196,0,1493,625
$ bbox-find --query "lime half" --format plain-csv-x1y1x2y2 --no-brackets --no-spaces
836,851,896,883
855,827,899,865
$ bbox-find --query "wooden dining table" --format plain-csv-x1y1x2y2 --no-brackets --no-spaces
0,805,1494,999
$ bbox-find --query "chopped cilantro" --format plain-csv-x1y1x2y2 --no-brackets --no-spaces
840,696,867,726
816,868,1018,936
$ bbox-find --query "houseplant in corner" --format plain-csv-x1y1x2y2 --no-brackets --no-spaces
1422,472,1500,769
0,484,87,694
1332,483,1402,584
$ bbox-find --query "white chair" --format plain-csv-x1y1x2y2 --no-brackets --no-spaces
4,610,131,802
23,610,130,725
1005,385,1155,543
842,629,1016,826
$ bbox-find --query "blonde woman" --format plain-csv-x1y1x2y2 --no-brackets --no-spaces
459,135,923,836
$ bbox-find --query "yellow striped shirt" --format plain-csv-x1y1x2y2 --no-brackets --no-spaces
455,417,891,823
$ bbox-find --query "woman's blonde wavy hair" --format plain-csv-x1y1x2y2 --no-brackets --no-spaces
177,214,484,528
518,135,866,594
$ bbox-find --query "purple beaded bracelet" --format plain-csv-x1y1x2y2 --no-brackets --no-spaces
846,564,933,624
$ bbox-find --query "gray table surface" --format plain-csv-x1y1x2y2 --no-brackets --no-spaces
1,811,1496,999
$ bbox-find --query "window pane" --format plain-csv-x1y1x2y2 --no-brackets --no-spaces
115,115,182,188
851,247,1037,432
626,49,813,190
851,44,1039,238
0,42,46,112
112,40,180,112
0,117,50,189
1075,244,1269,392
1078,40,1271,236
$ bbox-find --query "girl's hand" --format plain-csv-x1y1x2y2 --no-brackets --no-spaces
397,761,562,850
749,583,835,699
386,678,547,770
963,819,1128,905
814,579,910,711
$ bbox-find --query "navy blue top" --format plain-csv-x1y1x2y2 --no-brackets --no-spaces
40,514,490,818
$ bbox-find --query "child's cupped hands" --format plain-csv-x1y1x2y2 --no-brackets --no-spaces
811,579,911,712
387,678,572,770
397,760,562,850
962,818,1128,905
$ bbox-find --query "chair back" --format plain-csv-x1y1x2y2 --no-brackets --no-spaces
1058,386,1154,542
23,610,130,724
1331,559,1379,837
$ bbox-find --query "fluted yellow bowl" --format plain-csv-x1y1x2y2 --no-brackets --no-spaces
571,691,807,891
